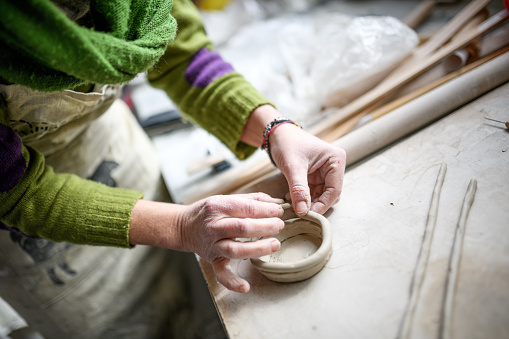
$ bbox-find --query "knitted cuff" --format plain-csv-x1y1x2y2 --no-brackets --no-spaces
78,185,144,248
206,73,274,160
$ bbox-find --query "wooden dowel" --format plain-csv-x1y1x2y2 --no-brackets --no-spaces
368,44,509,121
334,50,509,167
322,44,509,142
403,0,436,30
415,0,491,58
311,9,509,139
368,0,492,97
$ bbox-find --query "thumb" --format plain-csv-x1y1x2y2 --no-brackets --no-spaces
284,166,311,216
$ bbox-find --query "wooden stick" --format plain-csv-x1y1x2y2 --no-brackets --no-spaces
415,0,491,58
331,43,509,143
373,46,509,120
322,46,503,141
360,46,509,130
186,153,228,175
403,0,436,30
324,45,508,141
331,0,492,110
387,8,488,104
311,9,509,139
322,109,367,143
442,8,488,72
181,153,276,203
323,0,489,110
333,50,509,167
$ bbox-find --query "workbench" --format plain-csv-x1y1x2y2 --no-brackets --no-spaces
150,1,508,338
193,82,509,339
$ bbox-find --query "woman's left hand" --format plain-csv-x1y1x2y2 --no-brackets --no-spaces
241,105,346,217
268,123,346,216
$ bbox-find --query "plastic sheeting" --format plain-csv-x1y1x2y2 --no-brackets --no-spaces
205,3,418,125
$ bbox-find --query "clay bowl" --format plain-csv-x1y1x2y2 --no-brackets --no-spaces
250,203,332,283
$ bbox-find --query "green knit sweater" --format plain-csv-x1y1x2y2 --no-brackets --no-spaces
0,0,271,248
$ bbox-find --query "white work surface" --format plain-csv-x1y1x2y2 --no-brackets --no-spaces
193,83,509,339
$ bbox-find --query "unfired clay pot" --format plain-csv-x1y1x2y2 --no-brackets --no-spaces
250,203,332,283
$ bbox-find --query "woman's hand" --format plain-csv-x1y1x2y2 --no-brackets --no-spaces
180,193,285,292
269,124,346,216
241,105,346,216
129,193,285,293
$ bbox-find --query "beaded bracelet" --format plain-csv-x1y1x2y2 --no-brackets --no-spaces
261,117,302,166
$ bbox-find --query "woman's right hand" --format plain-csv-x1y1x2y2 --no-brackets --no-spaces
129,193,285,293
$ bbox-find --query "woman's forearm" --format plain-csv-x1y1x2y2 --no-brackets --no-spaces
128,199,187,251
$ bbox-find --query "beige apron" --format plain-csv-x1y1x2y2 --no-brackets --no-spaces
0,84,221,338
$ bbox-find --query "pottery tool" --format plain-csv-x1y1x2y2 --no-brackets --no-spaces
186,152,230,175
485,117,509,128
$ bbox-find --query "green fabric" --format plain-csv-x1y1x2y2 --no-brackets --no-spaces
0,0,177,92
0,113,144,247
148,0,272,159
0,0,274,248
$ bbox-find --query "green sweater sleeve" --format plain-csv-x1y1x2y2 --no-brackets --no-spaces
0,111,143,248
147,0,273,160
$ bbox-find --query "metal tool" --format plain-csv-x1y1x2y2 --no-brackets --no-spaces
485,117,509,129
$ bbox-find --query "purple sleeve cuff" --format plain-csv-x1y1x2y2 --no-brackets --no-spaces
0,123,26,193
185,48,234,88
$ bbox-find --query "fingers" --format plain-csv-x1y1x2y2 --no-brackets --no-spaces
212,258,250,293
207,195,285,219
284,166,311,216
239,192,285,204
311,151,346,214
214,217,284,239
211,237,281,293
215,237,281,260
282,149,346,216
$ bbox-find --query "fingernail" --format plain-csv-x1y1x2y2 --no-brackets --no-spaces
295,201,308,215
271,239,280,252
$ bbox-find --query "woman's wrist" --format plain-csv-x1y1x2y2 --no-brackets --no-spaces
128,199,187,251
240,104,282,147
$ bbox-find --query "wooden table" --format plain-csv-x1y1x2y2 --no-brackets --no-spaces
199,83,509,339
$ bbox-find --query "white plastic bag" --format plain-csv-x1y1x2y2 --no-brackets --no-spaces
215,6,418,124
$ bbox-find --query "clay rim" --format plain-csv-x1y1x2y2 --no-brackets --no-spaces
250,209,332,273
